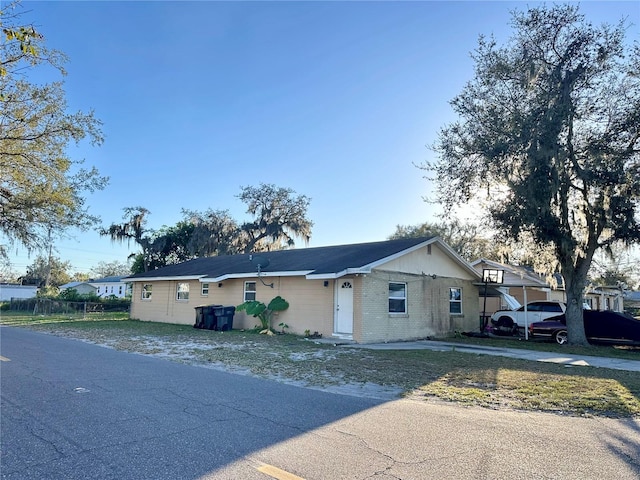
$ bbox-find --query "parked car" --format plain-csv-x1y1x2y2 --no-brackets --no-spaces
490,301,566,334
528,310,640,345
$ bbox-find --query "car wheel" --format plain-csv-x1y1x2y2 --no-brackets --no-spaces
495,316,517,335
554,330,568,345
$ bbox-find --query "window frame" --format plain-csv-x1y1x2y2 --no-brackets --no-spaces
449,287,463,314
201,283,209,296
141,284,152,300
244,281,256,302
176,282,190,301
388,282,407,314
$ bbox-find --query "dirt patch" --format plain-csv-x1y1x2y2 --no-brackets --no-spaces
51,328,403,400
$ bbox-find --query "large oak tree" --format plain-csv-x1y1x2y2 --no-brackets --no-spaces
238,183,313,253
103,184,313,272
389,219,505,262
101,207,155,272
426,5,640,345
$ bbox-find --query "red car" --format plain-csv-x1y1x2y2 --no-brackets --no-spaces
528,310,640,345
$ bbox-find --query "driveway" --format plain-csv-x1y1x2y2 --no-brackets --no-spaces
349,340,640,372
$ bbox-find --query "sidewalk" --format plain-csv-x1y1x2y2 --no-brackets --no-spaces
344,340,640,372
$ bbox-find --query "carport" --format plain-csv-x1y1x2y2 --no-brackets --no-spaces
477,282,544,339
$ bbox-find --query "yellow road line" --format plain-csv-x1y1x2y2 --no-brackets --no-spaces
256,463,305,480
0,355,10,362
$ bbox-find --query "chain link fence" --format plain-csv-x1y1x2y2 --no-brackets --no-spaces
9,298,130,316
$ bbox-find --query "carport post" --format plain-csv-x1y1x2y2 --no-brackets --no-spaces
481,279,489,332
481,269,504,333
522,286,529,340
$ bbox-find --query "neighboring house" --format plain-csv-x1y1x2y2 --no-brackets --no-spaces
90,276,130,298
584,285,625,312
472,259,624,315
123,237,482,344
472,259,563,317
59,281,98,296
624,291,640,317
0,283,38,301
59,276,129,298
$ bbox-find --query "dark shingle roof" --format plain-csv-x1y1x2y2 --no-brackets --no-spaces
124,237,439,281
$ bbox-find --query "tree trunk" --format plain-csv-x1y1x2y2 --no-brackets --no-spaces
563,271,589,346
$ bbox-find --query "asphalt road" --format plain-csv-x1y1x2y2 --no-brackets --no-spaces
1,326,639,480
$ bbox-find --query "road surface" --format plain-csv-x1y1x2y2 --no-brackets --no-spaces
1,327,639,479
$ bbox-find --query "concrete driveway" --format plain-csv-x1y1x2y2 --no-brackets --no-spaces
347,340,640,372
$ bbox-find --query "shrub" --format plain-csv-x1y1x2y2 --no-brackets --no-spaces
236,296,290,334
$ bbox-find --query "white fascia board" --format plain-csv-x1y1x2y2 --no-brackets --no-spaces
203,271,314,282
306,268,370,280
305,272,339,280
125,275,205,282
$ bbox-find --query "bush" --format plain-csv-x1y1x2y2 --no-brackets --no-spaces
58,288,101,302
100,297,131,312
236,296,290,334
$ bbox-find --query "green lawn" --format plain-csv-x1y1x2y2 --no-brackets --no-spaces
2,312,639,418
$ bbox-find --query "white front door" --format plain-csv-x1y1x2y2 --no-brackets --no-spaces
335,280,354,335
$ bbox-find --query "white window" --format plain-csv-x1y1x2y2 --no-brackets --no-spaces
244,281,256,302
142,284,152,300
389,282,407,314
449,287,462,314
176,282,190,301
201,283,209,296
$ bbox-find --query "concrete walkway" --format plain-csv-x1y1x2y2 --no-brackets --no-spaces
343,340,640,372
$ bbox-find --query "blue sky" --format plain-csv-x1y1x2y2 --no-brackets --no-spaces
6,1,639,275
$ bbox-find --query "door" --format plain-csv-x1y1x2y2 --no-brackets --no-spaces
335,280,354,335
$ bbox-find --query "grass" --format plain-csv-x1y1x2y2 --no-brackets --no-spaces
2,312,639,418
442,332,640,359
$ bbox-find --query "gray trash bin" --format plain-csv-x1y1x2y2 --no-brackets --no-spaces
194,306,206,329
213,306,236,331
195,305,221,330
